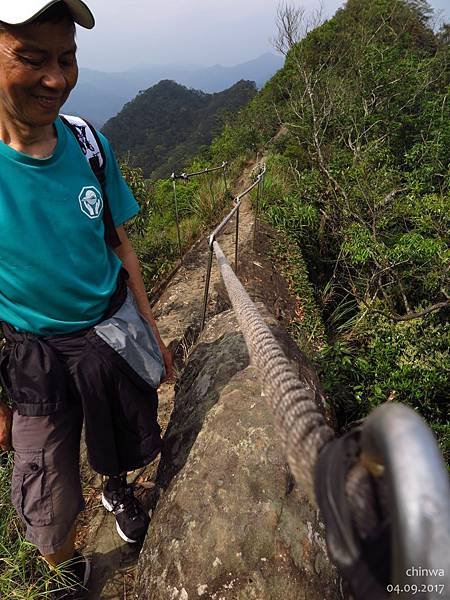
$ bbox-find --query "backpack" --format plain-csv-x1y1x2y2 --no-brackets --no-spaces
60,114,121,248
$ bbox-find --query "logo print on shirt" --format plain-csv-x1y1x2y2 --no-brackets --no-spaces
79,186,103,219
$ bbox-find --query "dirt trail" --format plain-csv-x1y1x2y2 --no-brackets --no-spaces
81,159,261,599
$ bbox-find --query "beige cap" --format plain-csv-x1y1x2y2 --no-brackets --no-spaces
0,0,95,29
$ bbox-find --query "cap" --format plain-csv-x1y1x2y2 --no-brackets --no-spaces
0,0,95,29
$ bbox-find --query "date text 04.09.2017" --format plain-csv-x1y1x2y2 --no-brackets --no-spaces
387,584,446,595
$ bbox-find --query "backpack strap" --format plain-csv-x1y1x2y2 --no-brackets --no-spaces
60,114,121,249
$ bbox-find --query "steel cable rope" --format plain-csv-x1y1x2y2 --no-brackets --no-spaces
213,239,334,497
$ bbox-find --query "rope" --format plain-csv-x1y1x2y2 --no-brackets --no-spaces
201,162,381,525
213,240,334,499
213,238,387,549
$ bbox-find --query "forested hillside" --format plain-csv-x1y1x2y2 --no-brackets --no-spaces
208,0,449,457
120,0,448,459
102,79,257,179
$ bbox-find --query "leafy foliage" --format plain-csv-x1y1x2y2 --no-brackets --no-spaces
220,0,449,456
317,310,449,460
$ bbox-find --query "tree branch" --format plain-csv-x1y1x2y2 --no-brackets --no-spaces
392,300,450,321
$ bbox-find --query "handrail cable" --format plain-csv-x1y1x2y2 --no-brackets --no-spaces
212,238,450,597
213,239,334,497
171,161,227,180
201,166,266,330
170,161,228,260
208,175,262,248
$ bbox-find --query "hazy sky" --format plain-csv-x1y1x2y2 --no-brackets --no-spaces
76,1,450,72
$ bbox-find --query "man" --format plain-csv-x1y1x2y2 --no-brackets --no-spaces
0,0,173,595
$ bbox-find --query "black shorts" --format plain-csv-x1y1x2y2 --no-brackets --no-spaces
1,288,163,475
9,334,161,555
3,325,162,473
2,277,162,553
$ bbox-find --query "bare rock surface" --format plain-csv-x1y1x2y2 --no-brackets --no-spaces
134,307,340,600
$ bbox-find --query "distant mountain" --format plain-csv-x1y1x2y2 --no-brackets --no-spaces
62,53,284,127
101,79,257,180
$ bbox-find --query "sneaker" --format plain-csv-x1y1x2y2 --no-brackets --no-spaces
102,476,150,544
51,551,91,599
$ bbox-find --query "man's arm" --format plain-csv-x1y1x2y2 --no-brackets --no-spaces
114,226,174,382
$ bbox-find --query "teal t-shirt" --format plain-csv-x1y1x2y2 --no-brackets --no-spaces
0,117,139,335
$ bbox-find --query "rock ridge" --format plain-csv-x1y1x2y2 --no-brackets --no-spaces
134,302,340,599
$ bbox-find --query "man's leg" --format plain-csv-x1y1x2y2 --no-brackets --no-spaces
74,332,162,544
43,522,77,566
43,521,91,597
10,404,85,561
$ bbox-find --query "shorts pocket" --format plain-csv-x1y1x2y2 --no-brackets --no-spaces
11,448,53,527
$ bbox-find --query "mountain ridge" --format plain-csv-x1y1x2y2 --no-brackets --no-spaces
63,53,283,127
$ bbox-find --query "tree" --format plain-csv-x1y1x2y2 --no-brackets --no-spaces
270,0,449,322
272,2,323,55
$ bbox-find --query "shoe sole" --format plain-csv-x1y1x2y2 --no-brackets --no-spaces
101,493,139,544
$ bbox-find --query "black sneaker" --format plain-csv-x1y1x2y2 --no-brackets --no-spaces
51,551,91,599
102,476,150,544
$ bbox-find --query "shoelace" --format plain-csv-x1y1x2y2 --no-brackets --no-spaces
110,485,142,520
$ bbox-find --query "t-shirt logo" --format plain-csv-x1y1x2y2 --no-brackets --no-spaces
79,186,103,219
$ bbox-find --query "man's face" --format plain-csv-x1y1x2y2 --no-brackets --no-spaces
0,19,78,129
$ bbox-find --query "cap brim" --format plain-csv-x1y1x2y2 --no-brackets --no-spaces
63,0,95,29
0,0,95,29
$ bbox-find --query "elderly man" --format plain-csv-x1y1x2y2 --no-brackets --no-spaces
0,1,173,596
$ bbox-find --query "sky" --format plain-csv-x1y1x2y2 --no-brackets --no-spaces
76,0,450,72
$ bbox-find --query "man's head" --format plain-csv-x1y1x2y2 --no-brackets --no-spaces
0,1,94,131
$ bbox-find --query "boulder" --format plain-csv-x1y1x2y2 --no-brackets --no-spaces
134,307,340,599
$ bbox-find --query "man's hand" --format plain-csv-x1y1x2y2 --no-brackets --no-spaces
0,401,12,452
160,342,175,383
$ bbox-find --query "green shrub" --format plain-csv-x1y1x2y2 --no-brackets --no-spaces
317,310,449,461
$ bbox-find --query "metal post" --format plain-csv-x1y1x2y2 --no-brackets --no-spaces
206,172,215,211
254,175,262,248
235,205,240,273
361,403,450,593
172,177,182,260
222,163,228,193
201,246,214,331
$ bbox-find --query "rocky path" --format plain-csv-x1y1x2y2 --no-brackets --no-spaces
81,159,260,599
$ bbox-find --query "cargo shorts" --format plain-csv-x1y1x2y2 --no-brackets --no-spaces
11,403,85,555
10,377,161,555
6,289,164,555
